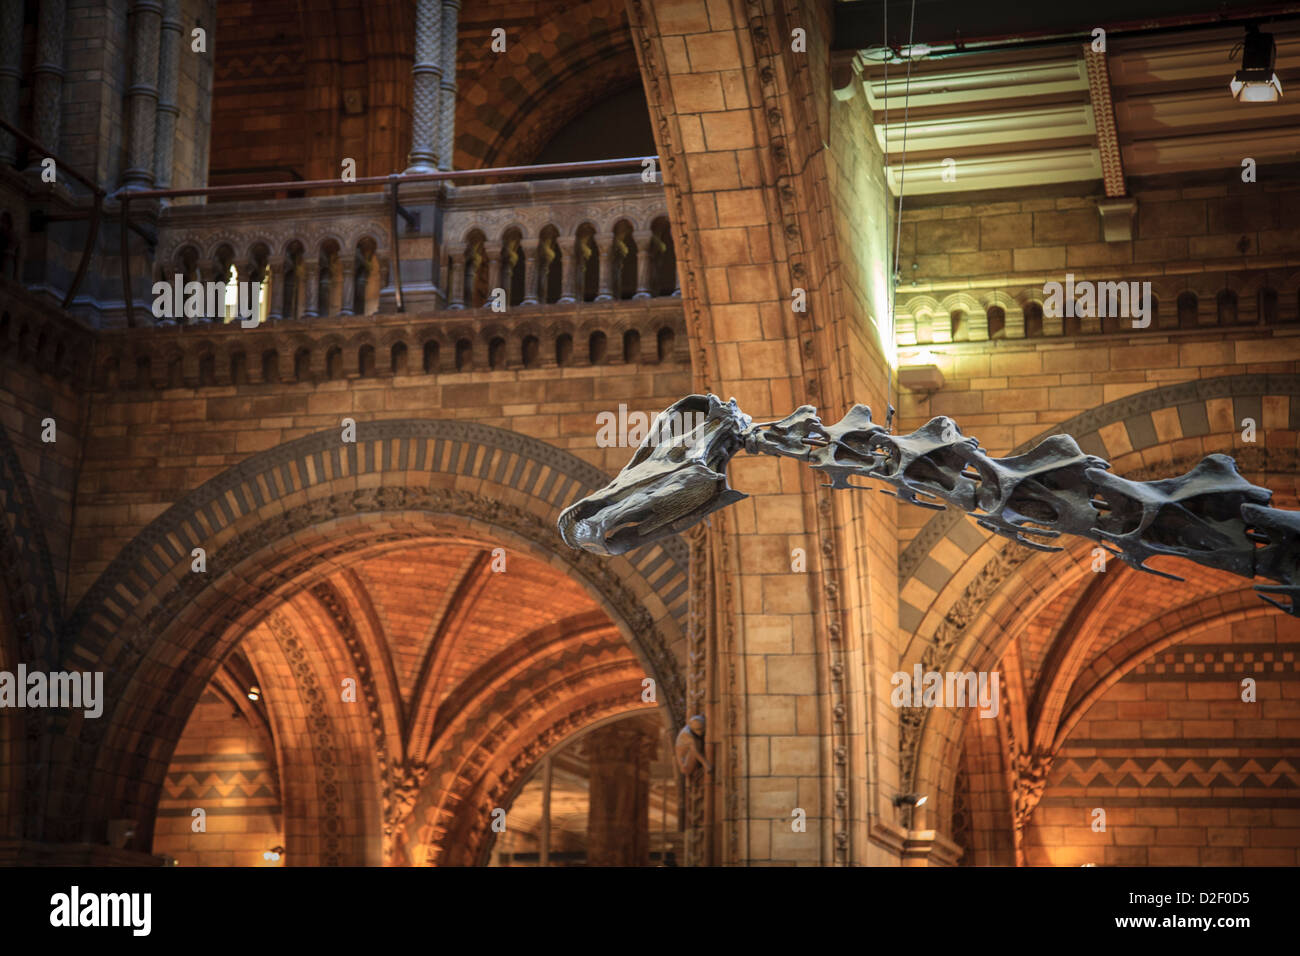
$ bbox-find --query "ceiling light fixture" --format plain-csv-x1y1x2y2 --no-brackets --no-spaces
1230,25,1283,102
247,684,261,702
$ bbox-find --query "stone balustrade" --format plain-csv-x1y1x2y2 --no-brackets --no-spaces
433,172,676,310
154,190,392,324
151,172,677,326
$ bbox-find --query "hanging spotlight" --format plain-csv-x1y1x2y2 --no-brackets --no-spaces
262,845,284,861
893,792,928,808
247,684,261,702
1230,25,1283,102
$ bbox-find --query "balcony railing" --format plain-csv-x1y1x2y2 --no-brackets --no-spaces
150,169,677,325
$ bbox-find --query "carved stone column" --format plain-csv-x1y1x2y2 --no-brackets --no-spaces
595,235,617,302
301,262,321,319
521,241,539,306
405,0,443,173
234,262,259,325
31,0,67,158
152,265,176,327
480,243,499,310
465,246,485,308
190,259,217,323
152,0,182,189
447,252,466,309
338,256,357,316
0,0,23,164
556,238,577,304
190,1,214,192
584,723,652,867
436,1,459,171
266,257,285,321
489,242,509,305
122,0,163,190
633,232,654,299
318,259,335,316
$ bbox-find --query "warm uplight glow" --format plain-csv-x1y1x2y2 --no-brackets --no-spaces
899,348,937,367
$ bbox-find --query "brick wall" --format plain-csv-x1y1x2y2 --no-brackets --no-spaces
0,321,85,607
1027,613,1300,865
69,305,692,606
151,691,284,867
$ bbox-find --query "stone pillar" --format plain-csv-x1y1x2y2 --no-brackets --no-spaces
595,235,617,302
557,238,577,304
301,262,321,318
153,0,182,189
31,0,67,157
490,242,509,305
187,259,215,323
315,260,332,316
537,237,557,303
338,256,357,316
585,723,652,867
521,242,539,306
122,0,163,190
436,1,459,171
0,0,23,164
406,0,443,173
465,247,485,307
266,258,286,321
447,252,466,309
190,0,215,194
633,232,654,299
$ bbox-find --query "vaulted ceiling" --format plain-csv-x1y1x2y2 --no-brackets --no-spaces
179,538,655,864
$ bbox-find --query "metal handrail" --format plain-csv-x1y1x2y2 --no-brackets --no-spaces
105,155,657,203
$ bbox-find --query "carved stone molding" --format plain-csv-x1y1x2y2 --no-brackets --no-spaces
264,611,346,866
308,579,417,863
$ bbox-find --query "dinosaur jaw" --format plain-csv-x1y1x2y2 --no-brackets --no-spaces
558,394,749,556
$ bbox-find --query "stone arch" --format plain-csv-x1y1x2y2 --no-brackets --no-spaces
411,620,652,865
894,374,1300,844
0,423,64,841
981,290,1022,338
52,421,688,849
454,0,640,169
238,595,384,866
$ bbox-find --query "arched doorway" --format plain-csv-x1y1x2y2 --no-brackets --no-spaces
50,422,688,862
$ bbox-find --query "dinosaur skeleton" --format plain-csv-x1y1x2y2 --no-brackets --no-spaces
557,394,1300,616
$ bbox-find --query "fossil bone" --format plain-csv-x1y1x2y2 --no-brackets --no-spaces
559,395,1300,616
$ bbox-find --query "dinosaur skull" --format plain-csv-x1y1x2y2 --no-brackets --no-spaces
558,395,750,556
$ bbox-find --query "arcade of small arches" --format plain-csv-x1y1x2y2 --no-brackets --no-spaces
91,311,687,390
898,279,1300,345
